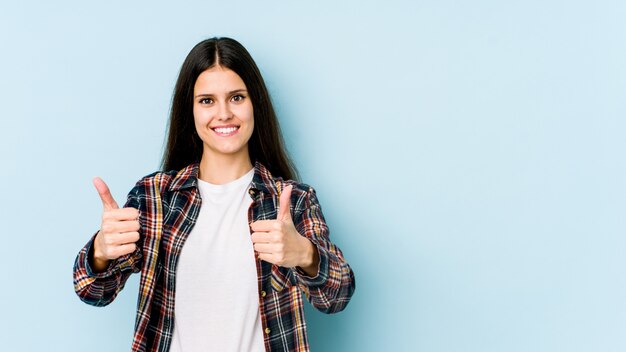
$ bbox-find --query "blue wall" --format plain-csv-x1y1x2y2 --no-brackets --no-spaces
1,1,625,351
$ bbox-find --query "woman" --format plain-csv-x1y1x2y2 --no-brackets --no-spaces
73,37,355,352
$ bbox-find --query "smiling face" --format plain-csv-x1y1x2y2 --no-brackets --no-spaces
193,66,254,163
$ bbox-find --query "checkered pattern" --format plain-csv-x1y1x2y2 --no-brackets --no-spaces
73,161,355,351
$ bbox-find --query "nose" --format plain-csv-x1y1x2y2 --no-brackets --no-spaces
216,101,233,121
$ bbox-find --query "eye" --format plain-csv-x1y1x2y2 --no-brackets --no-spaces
231,94,245,102
199,97,213,104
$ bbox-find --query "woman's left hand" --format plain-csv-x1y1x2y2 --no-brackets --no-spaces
250,185,319,276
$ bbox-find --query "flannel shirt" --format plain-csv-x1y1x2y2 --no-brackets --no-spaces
73,161,355,352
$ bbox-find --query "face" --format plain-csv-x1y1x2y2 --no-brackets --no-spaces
193,66,254,161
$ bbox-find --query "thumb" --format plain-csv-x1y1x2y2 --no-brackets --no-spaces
278,185,293,221
93,177,119,211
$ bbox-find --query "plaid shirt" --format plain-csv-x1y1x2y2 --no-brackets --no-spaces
73,161,355,351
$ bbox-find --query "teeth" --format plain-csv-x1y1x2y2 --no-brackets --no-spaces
214,127,238,134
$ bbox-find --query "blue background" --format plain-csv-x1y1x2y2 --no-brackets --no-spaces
1,1,625,351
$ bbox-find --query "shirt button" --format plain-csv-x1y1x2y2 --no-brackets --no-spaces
265,328,271,335
261,290,266,297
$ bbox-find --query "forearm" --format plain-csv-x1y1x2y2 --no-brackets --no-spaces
294,241,355,313
292,187,356,313
73,233,140,306
296,238,320,277
89,234,112,273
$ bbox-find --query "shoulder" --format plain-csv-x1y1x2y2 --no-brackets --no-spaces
130,163,199,195
253,162,319,205
253,162,308,192
283,179,316,199
135,170,178,185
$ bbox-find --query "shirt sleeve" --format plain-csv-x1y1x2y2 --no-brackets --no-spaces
291,186,356,314
72,181,144,307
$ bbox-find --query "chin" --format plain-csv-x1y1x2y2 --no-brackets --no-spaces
206,144,249,157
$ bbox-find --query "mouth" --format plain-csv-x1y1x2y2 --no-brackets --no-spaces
211,125,240,137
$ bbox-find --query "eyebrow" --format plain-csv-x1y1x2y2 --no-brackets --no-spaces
194,89,248,98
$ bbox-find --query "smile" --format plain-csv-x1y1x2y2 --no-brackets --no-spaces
211,125,240,136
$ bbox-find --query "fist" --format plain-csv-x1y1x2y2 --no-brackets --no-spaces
250,185,317,272
91,177,140,271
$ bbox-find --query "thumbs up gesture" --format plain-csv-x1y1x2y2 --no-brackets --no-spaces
251,185,319,275
91,177,141,273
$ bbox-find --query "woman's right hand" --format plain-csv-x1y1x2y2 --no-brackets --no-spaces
91,177,140,273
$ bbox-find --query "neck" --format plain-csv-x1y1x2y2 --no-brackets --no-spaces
198,150,253,185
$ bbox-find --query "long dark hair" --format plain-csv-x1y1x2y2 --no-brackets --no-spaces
161,37,298,180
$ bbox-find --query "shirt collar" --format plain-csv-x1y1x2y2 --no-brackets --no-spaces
168,161,278,196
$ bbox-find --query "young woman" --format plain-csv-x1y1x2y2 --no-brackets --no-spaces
73,37,355,352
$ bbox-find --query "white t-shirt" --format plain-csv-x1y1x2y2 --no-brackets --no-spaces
169,168,264,352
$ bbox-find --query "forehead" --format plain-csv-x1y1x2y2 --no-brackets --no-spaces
194,66,247,94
